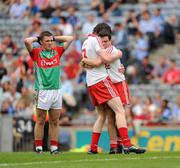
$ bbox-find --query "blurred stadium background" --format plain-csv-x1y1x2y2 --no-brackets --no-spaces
0,0,180,153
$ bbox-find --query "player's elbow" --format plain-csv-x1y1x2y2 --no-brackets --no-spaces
24,38,31,45
69,35,75,42
24,38,28,44
101,55,114,63
118,50,123,58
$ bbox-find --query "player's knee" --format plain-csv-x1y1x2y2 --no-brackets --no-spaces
99,115,106,123
49,118,59,127
36,118,45,126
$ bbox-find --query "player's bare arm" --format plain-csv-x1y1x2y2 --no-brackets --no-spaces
24,37,39,53
80,58,94,69
54,35,74,50
97,49,122,63
82,57,103,67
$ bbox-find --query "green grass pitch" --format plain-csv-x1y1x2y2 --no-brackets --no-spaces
0,152,180,168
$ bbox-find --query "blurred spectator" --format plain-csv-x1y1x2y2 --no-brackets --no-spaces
0,0,11,18
3,84,21,109
15,97,33,118
161,59,180,85
139,56,154,84
1,48,16,68
152,8,164,34
100,0,122,16
126,65,140,84
139,10,160,51
0,34,18,56
9,0,29,19
159,99,172,122
34,0,54,18
113,22,128,49
163,15,176,44
0,60,7,81
64,57,80,80
132,31,149,61
28,0,40,17
23,73,34,94
0,75,11,106
171,95,180,123
126,9,139,36
61,73,76,107
91,0,102,16
153,56,168,79
60,0,78,10
25,19,42,37
67,6,81,30
1,99,15,115
49,7,61,25
65,46,81,64
59,107,72,126
113,22,129,64
102,12,113,28
131,96,147,136
143,97,159,123
24,19,42,47
17,49,34,74
57,16,73,35
82,13,98,35
73,33,82,53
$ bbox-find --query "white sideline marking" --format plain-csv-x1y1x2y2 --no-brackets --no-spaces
0,156,180,167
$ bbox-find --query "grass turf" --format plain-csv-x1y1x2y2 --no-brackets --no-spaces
0,152,180,168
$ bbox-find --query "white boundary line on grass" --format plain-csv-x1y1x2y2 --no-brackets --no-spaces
0,156,180,167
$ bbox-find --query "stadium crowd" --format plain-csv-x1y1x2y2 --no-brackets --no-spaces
0,0,180,132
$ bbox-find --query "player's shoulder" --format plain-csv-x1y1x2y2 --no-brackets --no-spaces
31,47,42,54
53,45,64,50
88,34,101,42
88,34,103,49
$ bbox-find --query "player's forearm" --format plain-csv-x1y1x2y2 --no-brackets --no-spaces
24,37,38,45
24,37,38,53
54,35,74,50
83,58,102,67
98,49,122,63
54,35,74,43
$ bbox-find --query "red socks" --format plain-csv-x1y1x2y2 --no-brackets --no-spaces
110,139,118,149
90,132,100,152
50,140,58,147
35,140,42,147
118,127,132,147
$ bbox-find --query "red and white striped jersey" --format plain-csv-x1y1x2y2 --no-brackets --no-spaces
82,34,108,86
106,46,125,83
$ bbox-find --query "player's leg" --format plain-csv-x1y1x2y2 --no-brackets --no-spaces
106,108,118,154
107,97,132,148
48,108,60,154
34,108,46,153
34,90,50,153
48,89,62,154
114,81,146,154
114,81,130,153
88,104,106,154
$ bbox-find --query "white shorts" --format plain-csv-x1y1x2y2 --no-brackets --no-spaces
35,89,62,110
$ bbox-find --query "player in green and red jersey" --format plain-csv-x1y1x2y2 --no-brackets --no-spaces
24,31,74,154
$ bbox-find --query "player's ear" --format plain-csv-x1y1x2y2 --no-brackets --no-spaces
37,36,41,44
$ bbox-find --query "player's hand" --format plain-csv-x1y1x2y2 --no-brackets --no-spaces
117,49,123,58
118,64,125,74
84,64,93,69
80,60,93,69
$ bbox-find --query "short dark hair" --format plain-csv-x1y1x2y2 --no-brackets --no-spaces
39,31,53,40
98,29,111,40
93,23,112,35
114,22,122,27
